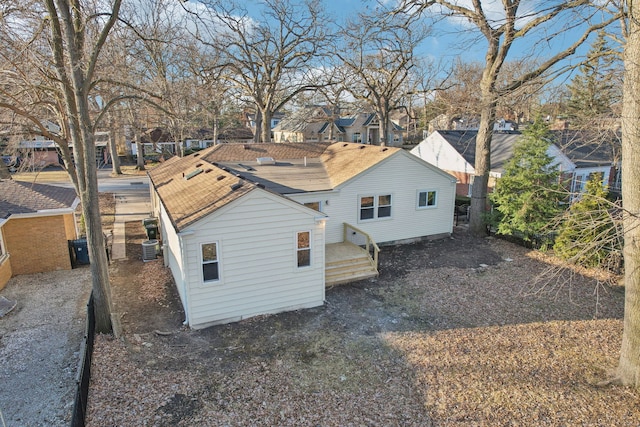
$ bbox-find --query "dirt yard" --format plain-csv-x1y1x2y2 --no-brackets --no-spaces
87,224,637,426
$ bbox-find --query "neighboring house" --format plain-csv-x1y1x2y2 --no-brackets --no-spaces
411,129,619,199
0,180,79,290
149,142,456,329
411,130,525,196
272,109,405,146
552,130,622,198
244,111,285,136
17,140,62,168
427,114,517,134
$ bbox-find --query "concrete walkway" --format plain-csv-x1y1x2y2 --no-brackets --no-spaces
111,191,152,260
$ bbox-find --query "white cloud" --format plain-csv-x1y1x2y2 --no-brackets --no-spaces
434,0,542,30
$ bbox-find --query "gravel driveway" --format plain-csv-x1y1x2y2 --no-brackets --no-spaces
0,267,92,426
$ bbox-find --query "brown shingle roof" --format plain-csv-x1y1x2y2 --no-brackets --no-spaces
201,142,329,163
321,143,400,188
148,150,255,231
151,142,403,230
0,180,78,219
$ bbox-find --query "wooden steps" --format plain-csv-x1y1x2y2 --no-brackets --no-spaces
325,250,378,287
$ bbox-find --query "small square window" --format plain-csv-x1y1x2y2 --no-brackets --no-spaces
418,190,437,208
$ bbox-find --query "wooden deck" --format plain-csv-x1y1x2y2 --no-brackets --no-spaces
325,242,379,287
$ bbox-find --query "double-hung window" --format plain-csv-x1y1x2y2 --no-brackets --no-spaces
297,231,311,268
417,190,437,209
359,194,392,221
201,242,220,282
352,133,362,143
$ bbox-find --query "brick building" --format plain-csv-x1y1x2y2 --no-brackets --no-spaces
0,179,79,290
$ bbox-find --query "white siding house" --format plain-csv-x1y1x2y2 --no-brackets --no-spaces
286,152,456,245
149,142,455,328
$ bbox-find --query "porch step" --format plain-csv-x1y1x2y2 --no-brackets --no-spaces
325,256,378,287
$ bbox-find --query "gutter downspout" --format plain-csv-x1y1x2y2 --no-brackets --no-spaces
178,230,194,326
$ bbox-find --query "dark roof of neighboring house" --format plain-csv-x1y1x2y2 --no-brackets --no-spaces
435,130,521,173
217,127,254,141
141,128,173,144
0,180,78,219
550,130,621,168
149,142,403,230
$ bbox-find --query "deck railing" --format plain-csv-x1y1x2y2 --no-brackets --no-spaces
343,223,380,270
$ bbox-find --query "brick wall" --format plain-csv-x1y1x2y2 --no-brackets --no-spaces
3,215,72,275
0,255,11,290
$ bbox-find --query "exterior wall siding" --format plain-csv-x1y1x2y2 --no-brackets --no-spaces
180,191,325,329
158,203,187,310
62,213,78,240
3,215,72,275
292,153,455,245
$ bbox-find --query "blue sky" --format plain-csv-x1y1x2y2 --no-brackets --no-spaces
318,0,614,75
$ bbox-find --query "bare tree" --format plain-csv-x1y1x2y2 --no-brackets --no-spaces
399,0,619,236
616,0,640,389
190,0,332,143
337,12,429,146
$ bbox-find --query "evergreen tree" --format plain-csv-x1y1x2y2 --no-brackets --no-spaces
566,31,621,125
553,174,622,269
490,119,563,243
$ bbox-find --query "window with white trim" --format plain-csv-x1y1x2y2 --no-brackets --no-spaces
417,190,437,209
297,231,311,268
201,242,220,282
352,133,362,143
359,194,392,221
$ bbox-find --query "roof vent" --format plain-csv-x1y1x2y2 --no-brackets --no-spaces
230,182,244,191
238,163,256,171
255,183,265,189
196,162,203,168
359,145,366,149
217,175,226,181
185,168,203,180
243,144,251,150
204,169,213,173
194,153,200,157
256,157,276,165
342,143,348,147
381,148,388,152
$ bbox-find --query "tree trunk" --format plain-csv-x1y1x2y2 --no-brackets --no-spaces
135,128,145,170
44,0,118,334
108,113,122,175
253,111,263,143
0,160,11,179
469,96,497,237
261,110,272,143
617,0,640,388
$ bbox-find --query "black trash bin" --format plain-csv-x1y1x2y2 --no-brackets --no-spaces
72,238,90,265
145,224,158,240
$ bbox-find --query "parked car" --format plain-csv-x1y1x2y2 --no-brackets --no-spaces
1,155,20,172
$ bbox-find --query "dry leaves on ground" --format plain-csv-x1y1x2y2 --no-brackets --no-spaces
87,232,638,426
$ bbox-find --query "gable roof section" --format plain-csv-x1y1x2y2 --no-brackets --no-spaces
0,180,78,219
550,130,621,168
152,142,436,227
149,149,255,231
435,130,521,174
320,143,399,188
